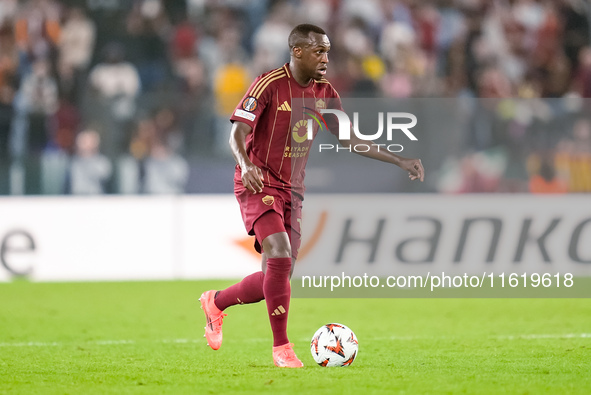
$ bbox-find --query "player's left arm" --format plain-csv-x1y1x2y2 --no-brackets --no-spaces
338,133,425,182
326,87,424,181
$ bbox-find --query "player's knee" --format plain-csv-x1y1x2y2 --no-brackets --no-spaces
265,244,292,258
262,233,291,258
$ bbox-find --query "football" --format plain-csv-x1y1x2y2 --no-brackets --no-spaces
310,323,358,367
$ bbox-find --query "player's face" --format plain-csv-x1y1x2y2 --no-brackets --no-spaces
301,33,330,80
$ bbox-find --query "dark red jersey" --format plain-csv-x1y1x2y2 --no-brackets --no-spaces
230,63,342,197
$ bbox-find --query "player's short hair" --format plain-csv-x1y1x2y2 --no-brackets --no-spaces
288,24,327,50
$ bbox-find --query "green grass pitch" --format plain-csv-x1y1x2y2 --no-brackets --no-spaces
1,280,590,394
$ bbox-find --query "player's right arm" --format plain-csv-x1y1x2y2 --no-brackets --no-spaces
229,121,264,194
229,68,281,193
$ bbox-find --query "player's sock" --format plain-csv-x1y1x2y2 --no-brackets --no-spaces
214,271,265,311
263,257,292,347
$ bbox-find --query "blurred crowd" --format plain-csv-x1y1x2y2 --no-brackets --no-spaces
0,0,590,194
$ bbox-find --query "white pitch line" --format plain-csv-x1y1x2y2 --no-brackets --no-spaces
376,333,591,341
496,333,591,340
0,341,62,347
94,340,135,345
161,339,202,344
0,333,590,347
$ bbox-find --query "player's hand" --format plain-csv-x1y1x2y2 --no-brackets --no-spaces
400,158,424,182
241,164,265,194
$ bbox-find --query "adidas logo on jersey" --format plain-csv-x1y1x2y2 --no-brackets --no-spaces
278,101,292,111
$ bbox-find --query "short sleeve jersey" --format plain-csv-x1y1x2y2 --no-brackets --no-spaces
230,63,343,198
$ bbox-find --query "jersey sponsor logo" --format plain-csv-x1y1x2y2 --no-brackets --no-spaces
292,119,311,144
292,122,308,143
242,96,258,112
234,109,256,122
292,107,327,144
278,101,291,111
284,145,309,157
262,195,275,206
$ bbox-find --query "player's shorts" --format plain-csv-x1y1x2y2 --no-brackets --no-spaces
234,183,302,259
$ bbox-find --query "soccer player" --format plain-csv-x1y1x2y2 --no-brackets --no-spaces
199,24,424,368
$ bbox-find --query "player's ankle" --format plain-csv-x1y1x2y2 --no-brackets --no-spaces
206,291,223,314
273,342,290,349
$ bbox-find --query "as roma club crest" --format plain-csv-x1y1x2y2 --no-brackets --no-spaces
242,96,258,112
315,99,326,111
262,195,275,206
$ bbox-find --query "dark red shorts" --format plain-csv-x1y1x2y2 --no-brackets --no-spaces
234,183,302,259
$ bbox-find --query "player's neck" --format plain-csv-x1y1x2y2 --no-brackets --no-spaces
288,62,313,87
